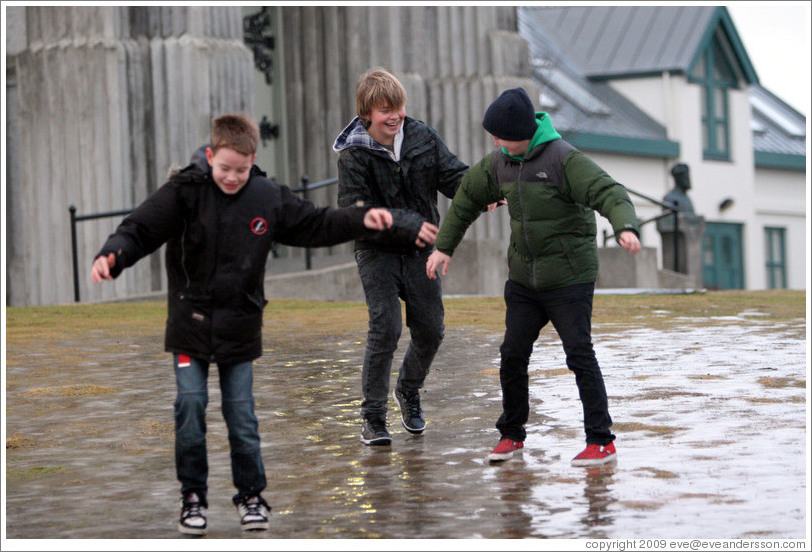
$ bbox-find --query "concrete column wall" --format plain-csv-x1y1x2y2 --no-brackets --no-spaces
274,6,538,292
6,5,559,305
6,6,254,305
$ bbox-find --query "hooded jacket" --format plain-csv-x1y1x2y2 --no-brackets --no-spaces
96,146,374,363
333,116,468,253
435,113,639,291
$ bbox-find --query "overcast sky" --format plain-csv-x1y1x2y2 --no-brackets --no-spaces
727,2,811,115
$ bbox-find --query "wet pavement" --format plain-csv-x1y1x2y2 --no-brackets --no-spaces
4,313,808,542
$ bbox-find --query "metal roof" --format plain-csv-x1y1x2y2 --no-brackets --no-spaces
519,6,755,81
750,85,806,156
518,6,805,163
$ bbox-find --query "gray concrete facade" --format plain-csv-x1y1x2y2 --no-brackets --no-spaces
6,6,254,306
6,5,541,306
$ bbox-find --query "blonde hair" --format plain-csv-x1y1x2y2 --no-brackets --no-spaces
355,67,407,122
210,114,260,156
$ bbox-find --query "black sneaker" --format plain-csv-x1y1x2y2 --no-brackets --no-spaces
236,494,270,531
178,492,207,535
361,417,392,445
394,388,425,434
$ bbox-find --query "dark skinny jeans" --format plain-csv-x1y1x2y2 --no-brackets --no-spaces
497,279,615,445
355,248,444,421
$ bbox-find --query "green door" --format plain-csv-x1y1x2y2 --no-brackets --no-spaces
702,222,744,289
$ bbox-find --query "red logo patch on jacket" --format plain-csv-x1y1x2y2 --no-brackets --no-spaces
250,217,268,235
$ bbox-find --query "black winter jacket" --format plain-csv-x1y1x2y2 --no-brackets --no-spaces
333,116,468,253
96,147,375,363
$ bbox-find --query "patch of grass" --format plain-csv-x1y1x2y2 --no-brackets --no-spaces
592,289,804,328
22,385,117,397
686,374,729,380
5,290,804,345
746,396,805,404
622,389,707,401
6,466,66,482
6,434,36,449
637,467,679,479
618,500,663,511
137,420,174,437
756,376,806,389
612,421,687,436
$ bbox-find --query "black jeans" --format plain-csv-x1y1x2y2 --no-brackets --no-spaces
356,248,444,420
497,279,615,445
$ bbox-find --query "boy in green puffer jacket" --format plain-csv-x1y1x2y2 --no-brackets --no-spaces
426,87,641,467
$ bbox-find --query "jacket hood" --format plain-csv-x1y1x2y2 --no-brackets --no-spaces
190,144,209,171
503,112,562,161
332,117,404,160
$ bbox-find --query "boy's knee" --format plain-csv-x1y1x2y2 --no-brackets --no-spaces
175,390,208,413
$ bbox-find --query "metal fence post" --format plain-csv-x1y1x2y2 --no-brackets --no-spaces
69,205,81,302
301,175,312,270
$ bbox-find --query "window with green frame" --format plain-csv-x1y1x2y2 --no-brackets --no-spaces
764,227,787,289
690,30,739,161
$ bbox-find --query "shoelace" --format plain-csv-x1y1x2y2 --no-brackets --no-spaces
404,394,422,418
182,501,203,520
242,498,265,518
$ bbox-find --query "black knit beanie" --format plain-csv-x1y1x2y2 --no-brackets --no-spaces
482,87,538,141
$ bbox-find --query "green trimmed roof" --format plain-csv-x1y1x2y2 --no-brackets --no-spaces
518,6,805,168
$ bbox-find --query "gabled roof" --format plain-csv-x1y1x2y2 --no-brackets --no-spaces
519,6,758,84
518,6,680,158
517,6,805,168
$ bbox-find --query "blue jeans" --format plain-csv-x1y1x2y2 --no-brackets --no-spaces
497,280,615,445
173,354,266,504
355,249,444,420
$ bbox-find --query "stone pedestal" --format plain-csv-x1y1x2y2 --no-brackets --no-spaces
656,212,706,289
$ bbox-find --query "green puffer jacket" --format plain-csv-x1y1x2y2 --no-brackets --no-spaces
435,112,639,291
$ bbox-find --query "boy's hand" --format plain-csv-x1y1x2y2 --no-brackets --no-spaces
416,222,439,248
426,250,451,279
90,253,116,282
363,208,393,231
618,231,641,255
486,199,507,212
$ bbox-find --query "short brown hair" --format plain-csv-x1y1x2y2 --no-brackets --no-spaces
210,114,259,156
355,67,407,120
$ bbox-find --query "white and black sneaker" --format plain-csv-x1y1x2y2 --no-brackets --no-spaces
236,494,270,531
394,388,426,434
178,492,207,536
360,417,392,446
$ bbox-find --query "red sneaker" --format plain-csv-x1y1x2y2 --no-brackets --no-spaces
571,442,617,466
488,437,524,462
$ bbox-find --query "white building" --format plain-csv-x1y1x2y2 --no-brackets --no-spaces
518,6,806,290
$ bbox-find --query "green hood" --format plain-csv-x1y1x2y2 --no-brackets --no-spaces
502,112,561,161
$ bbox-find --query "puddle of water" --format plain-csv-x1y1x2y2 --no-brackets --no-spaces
4,322,807,540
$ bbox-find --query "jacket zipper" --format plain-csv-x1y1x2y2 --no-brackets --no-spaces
515,162,538,288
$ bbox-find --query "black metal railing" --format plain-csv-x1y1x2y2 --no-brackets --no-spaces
71,178,674,302
602,187,680,273
68,175,339,302
290,175,339,272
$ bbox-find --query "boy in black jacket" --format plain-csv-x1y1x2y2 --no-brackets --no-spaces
91,114,394,535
